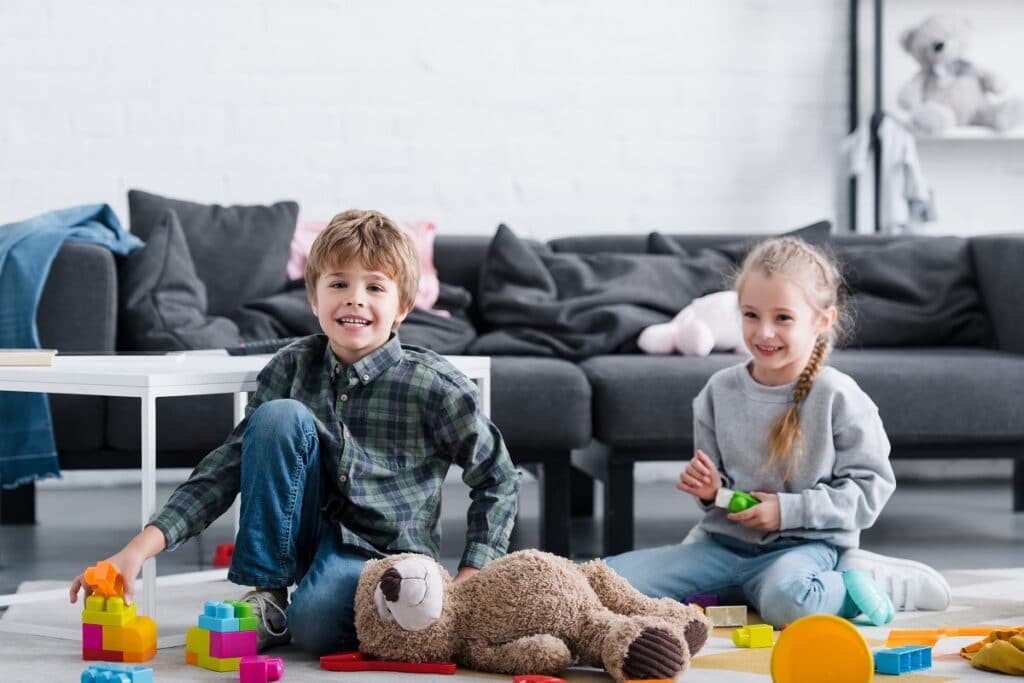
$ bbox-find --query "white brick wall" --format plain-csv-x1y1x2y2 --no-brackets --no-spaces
1,0,852,239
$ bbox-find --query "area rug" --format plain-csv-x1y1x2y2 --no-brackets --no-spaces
2,568,1023,681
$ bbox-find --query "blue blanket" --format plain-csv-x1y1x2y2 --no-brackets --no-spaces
0,204,143,488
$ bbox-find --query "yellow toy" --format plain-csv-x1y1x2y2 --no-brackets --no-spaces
770,615,872,683
733,624,774,648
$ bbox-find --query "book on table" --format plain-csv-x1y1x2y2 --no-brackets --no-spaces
0,349,58,366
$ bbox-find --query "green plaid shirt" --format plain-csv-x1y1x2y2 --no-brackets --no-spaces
150,334,520,569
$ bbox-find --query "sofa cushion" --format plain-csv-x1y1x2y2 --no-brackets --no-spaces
837,237,993,348
491,357,591,452
128,189,298,316
647,220,833,262
471,224,731,359
582,349,1024,449
118,209,240,351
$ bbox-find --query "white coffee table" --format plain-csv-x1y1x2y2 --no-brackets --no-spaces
0,352,490,642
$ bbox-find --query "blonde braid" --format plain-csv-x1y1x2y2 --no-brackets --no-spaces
766,336,829,479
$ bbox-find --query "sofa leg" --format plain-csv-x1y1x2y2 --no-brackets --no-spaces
603,458,635,556
1,482,37,525
537,458,572,557
1014,458,1024,513
570,466,595,518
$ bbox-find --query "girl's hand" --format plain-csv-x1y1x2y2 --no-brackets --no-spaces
727,492,781,531
676,449,722,503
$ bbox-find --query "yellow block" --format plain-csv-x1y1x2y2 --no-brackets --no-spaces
733,624,775,648
185,625,210,656
197,651,242,672
82,595,138,627
102,615,157,653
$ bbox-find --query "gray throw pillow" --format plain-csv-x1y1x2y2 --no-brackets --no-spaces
647,220,833,262
128,189,299,316
118,209,241,351
838,237,993,348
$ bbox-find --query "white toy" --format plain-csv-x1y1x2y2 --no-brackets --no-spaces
638,290,743,356
898,14,1023,135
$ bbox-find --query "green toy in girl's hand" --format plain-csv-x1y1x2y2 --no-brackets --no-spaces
715,487,760,513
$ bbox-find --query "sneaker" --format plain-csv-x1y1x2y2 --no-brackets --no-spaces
239,589,291,651
837,548,951,611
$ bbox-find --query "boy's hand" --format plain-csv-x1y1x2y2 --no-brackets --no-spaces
727,492,781,531
676,449,722,503
70,526,165,606
453,566,479,583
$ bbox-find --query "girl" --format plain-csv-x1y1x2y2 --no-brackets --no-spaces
606,237,949,626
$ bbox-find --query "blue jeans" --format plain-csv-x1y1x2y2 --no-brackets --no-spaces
227,399,367,655
605,533,856,627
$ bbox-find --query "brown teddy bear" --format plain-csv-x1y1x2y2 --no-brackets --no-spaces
354,549,711,682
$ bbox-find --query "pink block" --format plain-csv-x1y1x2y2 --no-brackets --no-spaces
82,623,103,650
209,628,257,658
240,655,284,683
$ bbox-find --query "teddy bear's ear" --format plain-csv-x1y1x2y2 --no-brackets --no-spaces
899,27,917,53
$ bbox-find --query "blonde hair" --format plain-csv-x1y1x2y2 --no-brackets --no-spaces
733,237,845,480
304,209,420,314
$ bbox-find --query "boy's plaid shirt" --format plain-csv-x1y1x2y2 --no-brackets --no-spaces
150,334,520,569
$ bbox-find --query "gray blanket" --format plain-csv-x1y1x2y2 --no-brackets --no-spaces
470,224,731,359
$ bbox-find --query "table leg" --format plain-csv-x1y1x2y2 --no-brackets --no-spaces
231,392,247,538
140,393,157,618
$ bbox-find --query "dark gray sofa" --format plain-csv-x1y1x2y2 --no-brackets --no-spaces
6,231,1024,561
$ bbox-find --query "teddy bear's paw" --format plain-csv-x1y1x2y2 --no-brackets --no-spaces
912,102,956,135
637,323,678,354
622,627,686,680
683,616,710,656
509,634,573,673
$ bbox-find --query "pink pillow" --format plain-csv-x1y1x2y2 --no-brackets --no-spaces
287,218,442,314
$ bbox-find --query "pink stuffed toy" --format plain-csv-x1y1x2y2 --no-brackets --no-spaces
638,291,743,356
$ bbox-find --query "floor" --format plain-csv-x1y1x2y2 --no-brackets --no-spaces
2,463,1023,597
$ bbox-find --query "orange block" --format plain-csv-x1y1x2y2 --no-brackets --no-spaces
101,616,157,658
123,645,157,663
84,561,124,597
186,650,198,665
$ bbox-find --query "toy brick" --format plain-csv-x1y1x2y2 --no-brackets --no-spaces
82,623,103,650
83,647,124,662
706,605,748,627
186,625,211,657
732,624,774,648
213,543,234,567
83,561,125,597
198,600,240,632
874,645,933,674
197,651,242,672
225,599,259,631
81,663,153,683
210,628,258,658
102,616,156,654
122,646,157,663
82,595,138,627
185,650,198,665
240,655,284,683
683,593,719,609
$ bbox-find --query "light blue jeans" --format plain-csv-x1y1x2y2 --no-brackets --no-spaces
605,532,857,627
227,399,368,655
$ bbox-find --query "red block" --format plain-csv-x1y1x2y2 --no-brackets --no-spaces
83,648,124,662
212,543,234,567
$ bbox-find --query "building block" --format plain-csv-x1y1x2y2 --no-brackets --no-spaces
82,595,138,627
185,651,198,665
224,599,259,631
83,561,125,597
874,645,933,674
732,624,774,648
186,625,210,657
213,543,234,567
81,664,153,683
683,593,719,609
198,600,241,632
102,618,158,655
83,648,124,662
240,655,285,683
321,651,457,674
706,605,747,627
83,623,103,649
513,677,566,683
198,651,242,672
209,628,258,658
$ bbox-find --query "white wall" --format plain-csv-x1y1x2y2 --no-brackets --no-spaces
0,0,851,240
855,0,1024,235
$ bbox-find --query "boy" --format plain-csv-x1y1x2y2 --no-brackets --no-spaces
70,209,521,655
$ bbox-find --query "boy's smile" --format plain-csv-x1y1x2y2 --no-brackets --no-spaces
310,263,411,366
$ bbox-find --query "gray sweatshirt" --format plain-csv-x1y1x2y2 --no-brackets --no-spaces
694,362,894,549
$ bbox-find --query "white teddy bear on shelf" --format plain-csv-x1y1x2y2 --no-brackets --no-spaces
638,291,743,356
898,14,1023,135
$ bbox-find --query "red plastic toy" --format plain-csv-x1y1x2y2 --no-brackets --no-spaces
513,676,567,683
320,651,456,674
212,543,234,567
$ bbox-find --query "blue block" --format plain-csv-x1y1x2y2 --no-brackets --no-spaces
874,645,932,674
198,600,240,632
81,664,154,683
